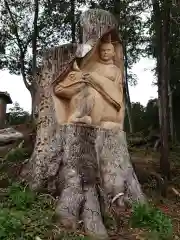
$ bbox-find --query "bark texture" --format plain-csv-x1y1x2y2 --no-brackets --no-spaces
38,124,144,239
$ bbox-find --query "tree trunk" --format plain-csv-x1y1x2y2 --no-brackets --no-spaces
55,124,145,239
152,0,171,184
71,0,76,43
152,0,162,129
23,42,145,238
159,0,171,182
124,45,133,133
168,58,175,143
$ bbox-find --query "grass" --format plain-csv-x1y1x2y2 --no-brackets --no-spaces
0,182,55,239
130,202,173,239
0,182,92,239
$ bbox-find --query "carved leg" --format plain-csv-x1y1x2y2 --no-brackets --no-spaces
68,113,92,125
68,87,94,125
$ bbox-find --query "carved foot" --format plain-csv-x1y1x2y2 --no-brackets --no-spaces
68,116,92,125
101,121,123,130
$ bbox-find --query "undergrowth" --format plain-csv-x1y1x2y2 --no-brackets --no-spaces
0,182,91,239
130,203,173,240
0,182,54,239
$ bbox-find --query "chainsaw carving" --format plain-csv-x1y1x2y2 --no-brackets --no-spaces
27,9,145,240
53,30,124,130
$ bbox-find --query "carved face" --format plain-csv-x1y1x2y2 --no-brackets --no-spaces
99,43,115,61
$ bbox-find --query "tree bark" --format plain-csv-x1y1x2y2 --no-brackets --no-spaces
152,0,162,129
71,0,76,43
159,0,171,181
54,124,145,239
32,0,39,80
124,44,134,133
4,0,40,120
152,0,171,183
168,58,175,143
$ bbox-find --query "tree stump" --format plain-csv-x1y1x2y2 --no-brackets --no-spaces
53,124,145,239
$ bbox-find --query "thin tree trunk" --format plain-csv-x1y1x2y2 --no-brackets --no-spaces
113,0,126,130
152,0,162,129
124,44,134,133
4,0,31,91
168,57,175,143
31,0,39,119
32,0,39,79
4,0,39,120
71,0,76,43
159,0,171,182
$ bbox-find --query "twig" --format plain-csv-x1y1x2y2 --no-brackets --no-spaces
172,187,180,198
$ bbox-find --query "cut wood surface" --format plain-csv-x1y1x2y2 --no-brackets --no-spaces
0,128,23,145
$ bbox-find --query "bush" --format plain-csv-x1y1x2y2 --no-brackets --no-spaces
0,183,54,240
7,183,36,210
130,203,173,239
0,182,96,239
5,147,29,163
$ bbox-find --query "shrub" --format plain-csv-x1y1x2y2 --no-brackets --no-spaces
5,147,29,163
0,183,54,239
130,203,173,239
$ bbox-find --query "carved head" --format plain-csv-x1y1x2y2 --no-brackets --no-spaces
99,43,115,62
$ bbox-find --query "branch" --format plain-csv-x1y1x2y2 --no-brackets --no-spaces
170,14,180,25
4,0,31,91
32,0,39,82
4,0,23,52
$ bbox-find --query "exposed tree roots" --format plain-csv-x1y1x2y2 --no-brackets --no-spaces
28,124,145,239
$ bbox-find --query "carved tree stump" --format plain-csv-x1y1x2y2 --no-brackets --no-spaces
26,9,145,239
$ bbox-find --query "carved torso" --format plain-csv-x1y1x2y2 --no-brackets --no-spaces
84,61,120,83
53,41,125,129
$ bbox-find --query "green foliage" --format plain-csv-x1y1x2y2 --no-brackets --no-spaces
147,2,180,141
0,0,85,76
7,183,36,210
130,203,173,239
0,182,92,239
92,0,149,85
5,147,29,163
0,182,54,240
0,0,148,87
0,208,23,239
104,213,116,229
55,232,91,240
124,99,159,134
7,102,30,125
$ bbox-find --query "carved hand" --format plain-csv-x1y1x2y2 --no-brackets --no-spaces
82,73,91,81
68,71,83,81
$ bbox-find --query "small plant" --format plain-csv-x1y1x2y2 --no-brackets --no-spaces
7,183,36,210
54,231,91,240
5,147,29,163
130,203,173,239
0,182,54,239
0,208,23,239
